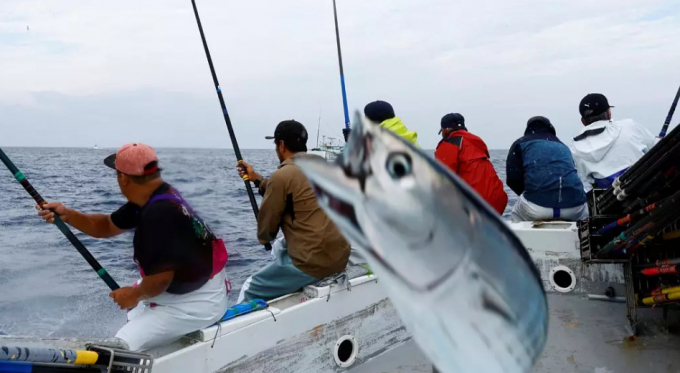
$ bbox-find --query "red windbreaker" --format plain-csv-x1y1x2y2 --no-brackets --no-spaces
435,130,508,215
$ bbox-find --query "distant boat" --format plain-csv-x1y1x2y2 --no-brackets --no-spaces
309,135,343,161
93,144,99,150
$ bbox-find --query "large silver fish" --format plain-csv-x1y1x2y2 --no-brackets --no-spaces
295,111,548,373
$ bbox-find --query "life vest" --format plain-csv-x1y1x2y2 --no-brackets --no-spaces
380,117,420,147
144,192,228,280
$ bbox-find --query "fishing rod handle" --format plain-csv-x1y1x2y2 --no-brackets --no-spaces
235,162,272,250
237,160,251,182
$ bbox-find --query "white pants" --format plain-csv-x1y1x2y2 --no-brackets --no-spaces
511,194,589,223
116,270,229,351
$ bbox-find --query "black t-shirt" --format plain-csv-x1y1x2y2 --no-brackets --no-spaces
111,183,214,294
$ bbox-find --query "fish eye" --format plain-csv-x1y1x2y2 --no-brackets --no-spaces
385,153,412,179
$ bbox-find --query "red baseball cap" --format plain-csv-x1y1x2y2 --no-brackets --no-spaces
104,143,160,176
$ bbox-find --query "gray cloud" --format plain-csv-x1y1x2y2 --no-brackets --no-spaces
1,0,679,149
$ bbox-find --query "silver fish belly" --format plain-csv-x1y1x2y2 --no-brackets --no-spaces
295,110,548,373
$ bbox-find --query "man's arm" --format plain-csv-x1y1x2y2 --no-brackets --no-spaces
256,178,270,197
257,175,287,243
638,122,660,149
136,271,174,299
38,202,126,238
109,271,174,309
505,142,525,196
434,140,460,174
569,149,593,193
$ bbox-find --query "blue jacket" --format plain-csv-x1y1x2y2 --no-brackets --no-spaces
506,119,586,209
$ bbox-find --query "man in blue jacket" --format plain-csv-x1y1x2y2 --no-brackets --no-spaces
506,116,588,222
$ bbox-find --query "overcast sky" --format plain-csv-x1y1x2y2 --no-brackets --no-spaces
1,0,679,150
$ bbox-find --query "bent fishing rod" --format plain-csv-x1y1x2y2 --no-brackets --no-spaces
659,84,680,138
190,0,271,251
0,148,120,291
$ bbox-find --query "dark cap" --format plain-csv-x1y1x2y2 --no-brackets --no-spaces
579,93,614,118
525,116,556,135
364,101,395,123
439,113,466,134
265,120,308,151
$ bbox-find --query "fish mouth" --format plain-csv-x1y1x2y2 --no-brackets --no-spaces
311,184,362,235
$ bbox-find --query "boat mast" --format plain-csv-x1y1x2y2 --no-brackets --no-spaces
316,108,321,148
332,0,350,130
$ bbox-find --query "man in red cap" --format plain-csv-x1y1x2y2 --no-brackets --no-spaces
435,113,508,215
37,143,229,351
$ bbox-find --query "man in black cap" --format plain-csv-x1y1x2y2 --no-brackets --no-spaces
507,116,588,222
236,120,350,301
570,93,657,191
435,113,508,214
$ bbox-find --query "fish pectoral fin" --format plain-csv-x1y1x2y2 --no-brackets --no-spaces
481,288,517,325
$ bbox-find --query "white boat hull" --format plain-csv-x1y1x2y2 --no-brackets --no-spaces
7,221,680,373
151,276,424,373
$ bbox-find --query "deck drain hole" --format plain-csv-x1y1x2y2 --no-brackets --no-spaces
334,335,358,367
554,271,572,288
549,266,576,293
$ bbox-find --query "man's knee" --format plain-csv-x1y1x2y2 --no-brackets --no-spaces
115,311,178,351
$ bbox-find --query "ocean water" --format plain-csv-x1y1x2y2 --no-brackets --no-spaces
0,147,515,338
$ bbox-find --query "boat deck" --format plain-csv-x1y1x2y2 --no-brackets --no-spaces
367,292,680,373
535,293,680,373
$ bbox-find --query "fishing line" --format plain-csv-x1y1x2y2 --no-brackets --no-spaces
659,84,680,138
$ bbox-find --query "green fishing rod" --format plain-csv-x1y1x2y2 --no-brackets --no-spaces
190,0,271,251
0,148,120,291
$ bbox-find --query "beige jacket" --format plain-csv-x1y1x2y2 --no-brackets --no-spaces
257,153,350,278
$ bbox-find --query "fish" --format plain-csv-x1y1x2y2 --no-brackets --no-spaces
295,110,548,373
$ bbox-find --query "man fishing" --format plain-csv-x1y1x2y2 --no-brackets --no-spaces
506,116,588,222
361,100,420,146
236,120,350,302
435,113,508,215
571,93,658,191
37,143,229,351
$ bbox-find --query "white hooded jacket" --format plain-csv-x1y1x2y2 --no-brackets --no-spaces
570,119,657,192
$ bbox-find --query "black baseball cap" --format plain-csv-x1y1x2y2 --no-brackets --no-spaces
265,120,308,151
579,93,614,118
439,113,466,134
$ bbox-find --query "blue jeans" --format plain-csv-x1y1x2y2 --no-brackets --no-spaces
238,238,320,303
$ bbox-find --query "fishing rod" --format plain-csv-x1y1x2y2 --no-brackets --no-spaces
597,201,658,235
659,84,680,138
599,191,680,254
0,148,120,291
597,116,680,211
614,140,680,201
639,265,678,276
625,205,680,254
636,258,680,269
622,170,680,214
190,0,271,251
332,0,350,130
596,126,680,213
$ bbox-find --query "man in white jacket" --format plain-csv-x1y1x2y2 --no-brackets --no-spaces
570,93,658,192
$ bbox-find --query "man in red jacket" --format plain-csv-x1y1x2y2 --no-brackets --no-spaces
435,113,508,215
